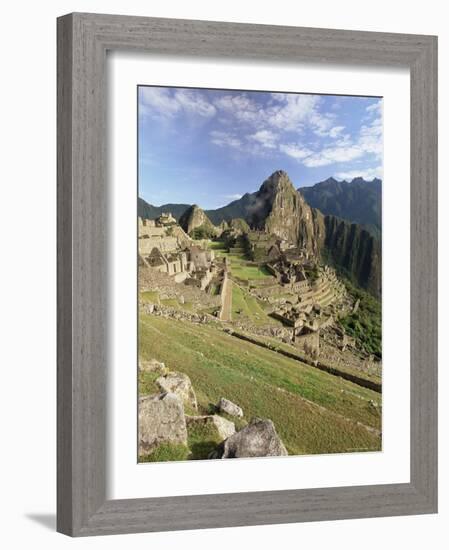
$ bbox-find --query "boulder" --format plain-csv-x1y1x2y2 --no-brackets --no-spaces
139,359,168,375
221,418,288,458
216,397,243,418
156,372,198,410
138,392,187,456
212,415,236,439
186,414,236,441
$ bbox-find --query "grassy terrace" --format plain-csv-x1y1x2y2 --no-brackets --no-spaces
231,284,280,326
210,240,273,282
139,313,381,456
229,328,382,387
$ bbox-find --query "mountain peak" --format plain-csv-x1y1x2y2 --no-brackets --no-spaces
260,170,296,195
179,204,215,236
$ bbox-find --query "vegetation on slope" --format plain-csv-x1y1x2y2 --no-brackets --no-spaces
139,314,381,456
338,280,382,358
321,214,381,298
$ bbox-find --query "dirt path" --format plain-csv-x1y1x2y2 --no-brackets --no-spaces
219,277,233,321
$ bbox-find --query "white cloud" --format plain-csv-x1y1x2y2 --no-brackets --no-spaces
366,100,382,115
335,167,383,180
328,125,345,138
279,143,313,160
174,90,216,118
140,88,383,170
139,87,216,119
302,145,364,167
280,141,364,167
266,93,320,132
210,130,242,149
249,130,278,149
214,94,259,123
279,113,382,168
358,117,383,158
139,87,181,117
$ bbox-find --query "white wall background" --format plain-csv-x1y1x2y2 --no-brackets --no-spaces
0,1,446,548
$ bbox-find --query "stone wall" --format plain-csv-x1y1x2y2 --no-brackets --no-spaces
139,236,178,254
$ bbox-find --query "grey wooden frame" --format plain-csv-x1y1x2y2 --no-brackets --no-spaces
57,12,438,537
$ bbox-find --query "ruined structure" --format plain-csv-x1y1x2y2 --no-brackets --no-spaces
138,169,381,369
156,212,177,226
139,216,222,293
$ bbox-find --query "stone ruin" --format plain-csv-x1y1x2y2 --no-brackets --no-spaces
139,216,220,291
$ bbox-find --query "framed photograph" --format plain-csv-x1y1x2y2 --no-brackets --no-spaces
57,13,437,536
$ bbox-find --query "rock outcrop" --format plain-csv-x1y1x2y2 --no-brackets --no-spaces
156,372,198,410
186,414,236,441
220,418,288,458
253,170,322,256
216,397,244,418
138,392,188,456
139,358,169,375
179,204,216,236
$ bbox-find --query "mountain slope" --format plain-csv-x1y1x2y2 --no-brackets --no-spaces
205,194,256,225
298,177,382,239
178,204,216,236
321,215,381,297
246,170,323,255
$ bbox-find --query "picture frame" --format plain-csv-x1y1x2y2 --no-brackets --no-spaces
57,12,438,536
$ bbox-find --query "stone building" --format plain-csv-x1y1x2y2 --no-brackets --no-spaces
156,212,177,226
144,247,190,282
185,266,214,290
245,231,279,261
189,245,215,269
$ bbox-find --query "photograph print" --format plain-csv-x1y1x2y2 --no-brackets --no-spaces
137,85,382,462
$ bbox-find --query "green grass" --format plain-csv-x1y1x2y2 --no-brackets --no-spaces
160,298,180,308
139,314,381,457
140,290,160,304
138,369,160,395
141,292,194,313
187,420,225,460
208,240,227,251
139,443,190,462
231,329,382,386
232,264,272,281
208,283,221,296
231,284,277,326
216,248,273,282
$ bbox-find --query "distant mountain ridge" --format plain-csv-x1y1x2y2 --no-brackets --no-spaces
298,177,382,239
137,198,191,221
139,176,382,238
138,171,381,297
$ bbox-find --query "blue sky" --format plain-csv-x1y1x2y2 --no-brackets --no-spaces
138,86,382,210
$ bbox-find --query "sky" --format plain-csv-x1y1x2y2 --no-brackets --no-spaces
138,86,382,210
